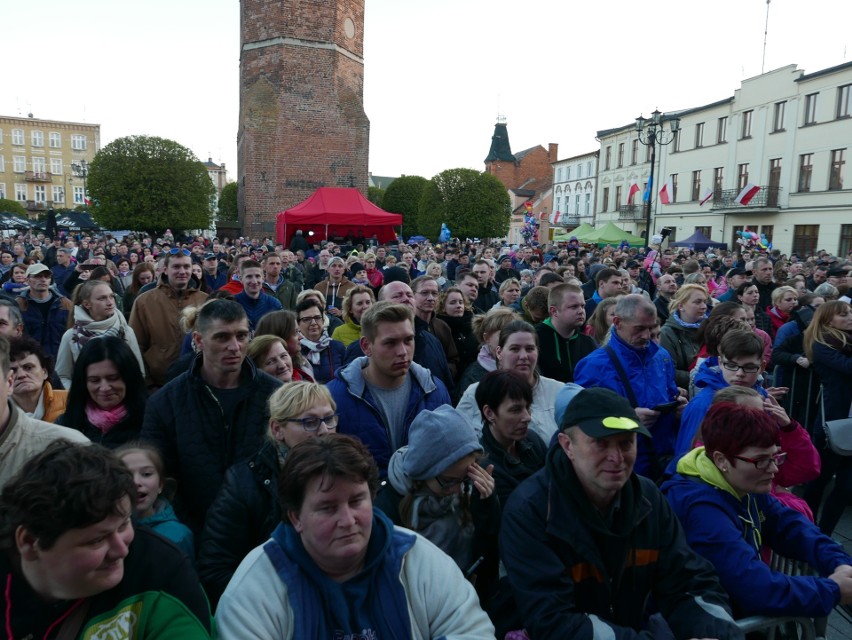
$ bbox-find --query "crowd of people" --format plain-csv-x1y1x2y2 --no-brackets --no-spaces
0,227,850,639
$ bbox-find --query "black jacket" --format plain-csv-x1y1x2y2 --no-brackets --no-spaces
141,356,282,534
534,321,597,383
198,440,281,607
56,411,143,449
480,423,546,506
474,285,499,313
437,311,479,376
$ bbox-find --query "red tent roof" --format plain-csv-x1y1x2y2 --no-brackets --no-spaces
276,188,402,244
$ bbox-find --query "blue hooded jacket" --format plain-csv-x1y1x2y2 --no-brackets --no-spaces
663,448,852,617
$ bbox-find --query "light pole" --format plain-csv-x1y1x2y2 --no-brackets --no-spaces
70,160,89,209
635,109,680,249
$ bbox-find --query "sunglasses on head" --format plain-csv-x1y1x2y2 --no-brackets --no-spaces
169,248,191,256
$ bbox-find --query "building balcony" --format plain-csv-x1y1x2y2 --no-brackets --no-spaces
711,186,781,213
25,200,47,211
560,215,581,227
25,171,53,183
618,204,644,221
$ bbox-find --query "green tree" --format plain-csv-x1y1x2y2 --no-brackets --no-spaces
0,198,27,216
87,135,215,233
419,169,510,241
382,175,428,239
367,186,385,209
218,182,239,222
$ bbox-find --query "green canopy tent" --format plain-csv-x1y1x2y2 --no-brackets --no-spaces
582,222,645,247
553,222,596,241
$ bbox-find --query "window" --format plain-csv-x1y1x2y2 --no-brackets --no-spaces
32,157,46,174
15,184,27,201
714,167,724,194
717,116,728,143
695,226,712,238
585,193,591,215
71,134,87,150
0,157,3,172
840,224,852,257
772,101,786,132
670,174,678,202
804,93,818,125
73,186,85,204
792,225,819,257
617,143,624,168
52,186,64,203
12,156,26,173
741,110,753,138
31,131,44,147
34,185,46,203
615,186,622,208
0,184,5,200
694,122,704,148
798,154,813,192
605,147,612,170
672,131,680,153
587,161,592,176
691,171,701,201
11,129,24,146
768,159,781,206
631,139,638,165
760,226,774,245
566,166,572,180
49,132,61,148
575,195,581,213
731,226,744,250
602,187,609,212
837,84,851,119
577,164,583,179
50,158,63,175
555,196,561,211
0,130,3,144
738,163,750,190
829,148,845,190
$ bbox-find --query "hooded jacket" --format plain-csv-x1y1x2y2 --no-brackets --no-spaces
534,319,597,383
659,314,702,388
500,445,742,640
663,448,852,617
138,499,195,561
327,357,451,474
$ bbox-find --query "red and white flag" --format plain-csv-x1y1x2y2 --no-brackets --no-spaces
699,187,714,207
735,183,760,205
659,178,674,205
627,180,640,204
550,210,561,224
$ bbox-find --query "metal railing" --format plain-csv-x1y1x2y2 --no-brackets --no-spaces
712,186,781,210
25,171,53,182
618,204,644,220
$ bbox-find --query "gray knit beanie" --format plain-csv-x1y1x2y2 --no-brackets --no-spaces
403,405,482,481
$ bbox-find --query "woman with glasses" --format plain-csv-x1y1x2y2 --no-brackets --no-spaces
802,300,852,536
198,381,337,606
663,401,852,618
295,298,345,384
374,405,500,609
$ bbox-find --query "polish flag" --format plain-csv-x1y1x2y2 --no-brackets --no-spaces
699,187,714,207
551,210,561,224
659,178,674,205
735,183,760,205
627,180,640,203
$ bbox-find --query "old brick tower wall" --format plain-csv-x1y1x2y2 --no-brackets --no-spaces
238,0,370,235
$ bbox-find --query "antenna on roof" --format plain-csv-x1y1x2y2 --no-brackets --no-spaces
761,0,771,74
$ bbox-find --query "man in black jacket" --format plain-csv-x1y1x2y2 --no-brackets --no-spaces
141,300,282,534
500,388,743,640
535,284,596,383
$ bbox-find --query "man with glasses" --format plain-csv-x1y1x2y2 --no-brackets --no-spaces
501,387,742,640
327,301,450,475
142,300,282,534
15,263,73,360
574,295,685,481
130,249,208,388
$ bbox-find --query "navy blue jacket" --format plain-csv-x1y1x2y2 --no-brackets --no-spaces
16,290,72,359
234,291,283,333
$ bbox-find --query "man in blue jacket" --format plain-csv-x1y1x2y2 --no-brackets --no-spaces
500,387,742,640
328,301,450,475
574,295,685,480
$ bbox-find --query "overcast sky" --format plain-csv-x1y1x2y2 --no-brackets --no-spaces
4,0,849,182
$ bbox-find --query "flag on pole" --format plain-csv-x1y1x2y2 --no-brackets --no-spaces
642,177,653,203
551,210,561,224
627,180,640,204
699,187,714,207
735,183,760,205
659,178,674,205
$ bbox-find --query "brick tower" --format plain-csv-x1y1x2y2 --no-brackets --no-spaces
238,0,370,235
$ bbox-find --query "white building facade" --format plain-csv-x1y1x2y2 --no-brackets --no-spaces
595,62,852,257
551,150,598,230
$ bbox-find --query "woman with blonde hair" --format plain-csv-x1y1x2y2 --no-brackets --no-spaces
802,300,852,535
660,284,709,387
199,381,337,605
330,285,375,347
457,306,519,396
766,285,799,339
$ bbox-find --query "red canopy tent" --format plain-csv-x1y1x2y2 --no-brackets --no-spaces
276,187,402,246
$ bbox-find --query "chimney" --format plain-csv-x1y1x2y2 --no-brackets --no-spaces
548,143,558,161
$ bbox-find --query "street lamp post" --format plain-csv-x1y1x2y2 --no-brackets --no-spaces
635,109,680,249
70,160,89,209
